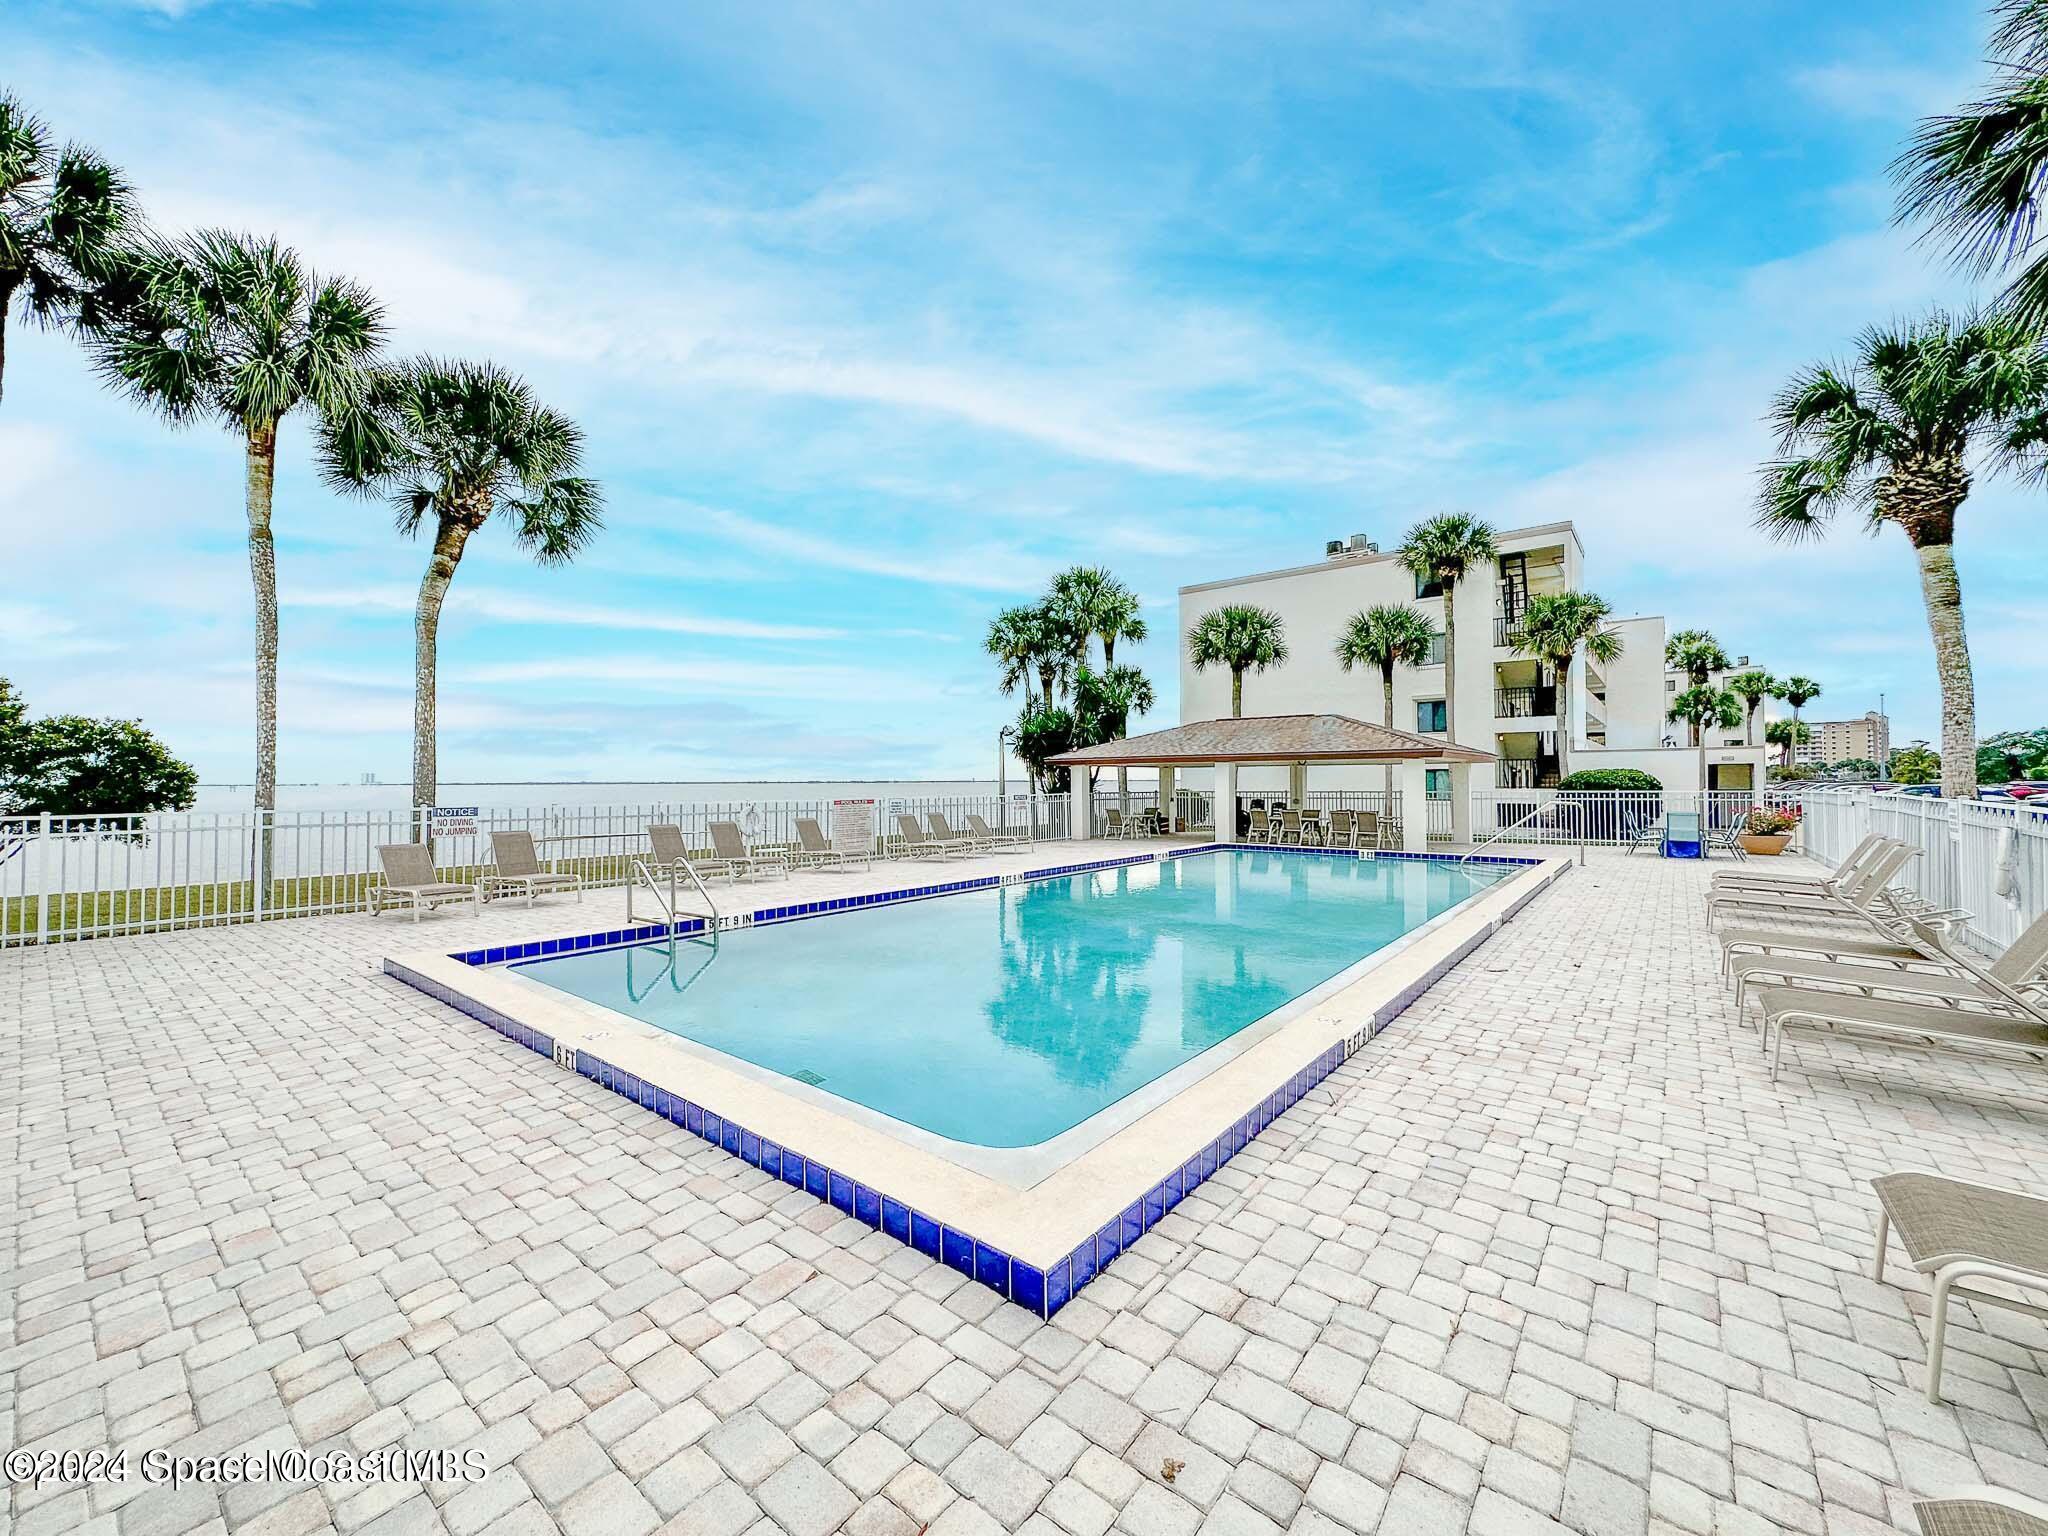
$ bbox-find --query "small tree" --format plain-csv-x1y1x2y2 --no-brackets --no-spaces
1186,605,1288,718
1892,743,1942,784
1775,676,1822,759
1979,728,2048,783
0,678,197,817
1765,718,1811,767
1725,669,1777,746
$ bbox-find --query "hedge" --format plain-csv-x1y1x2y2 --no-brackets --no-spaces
1556,769,1663,791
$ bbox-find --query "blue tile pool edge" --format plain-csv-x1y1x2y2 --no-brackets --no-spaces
383,849,1567,1319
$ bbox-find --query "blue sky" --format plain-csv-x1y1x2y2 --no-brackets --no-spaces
3,0,2043,784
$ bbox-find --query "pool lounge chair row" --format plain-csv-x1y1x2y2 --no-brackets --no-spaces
1705,835,2048,1404
372,832,583,920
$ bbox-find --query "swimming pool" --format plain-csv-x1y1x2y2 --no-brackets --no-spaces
506,848,1512,1148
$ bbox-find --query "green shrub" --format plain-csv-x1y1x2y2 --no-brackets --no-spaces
1555,768,1662,791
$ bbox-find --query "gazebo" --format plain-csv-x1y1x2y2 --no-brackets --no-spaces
1046,713,1494,850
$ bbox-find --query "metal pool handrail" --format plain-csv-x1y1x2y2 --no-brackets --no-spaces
1462,797,1586,867
629,854,722,940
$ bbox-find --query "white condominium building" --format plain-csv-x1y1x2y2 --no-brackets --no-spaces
1177,521,1772,794
1793,711,1891,767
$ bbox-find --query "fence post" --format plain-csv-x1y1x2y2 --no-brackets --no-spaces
36,811,51,945
251,810,266,922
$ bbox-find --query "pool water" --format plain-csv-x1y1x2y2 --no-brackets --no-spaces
511,850,1511,1147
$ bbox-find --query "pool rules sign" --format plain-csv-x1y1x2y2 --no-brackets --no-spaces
830,798,875,857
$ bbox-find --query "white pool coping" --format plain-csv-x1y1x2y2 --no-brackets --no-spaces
387,849,1571,1290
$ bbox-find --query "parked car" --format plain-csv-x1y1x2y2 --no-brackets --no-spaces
1879,784,1942,796
2003,780,2048,801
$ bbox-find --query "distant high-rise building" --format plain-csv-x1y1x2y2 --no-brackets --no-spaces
1794,711,1890,768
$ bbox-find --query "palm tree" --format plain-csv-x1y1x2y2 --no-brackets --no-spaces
1396,513,1496,746
1668,686,1742,793
0,92,143,403
93,231,384,870
322,358,601,811
1335,604,1438,802
1187,605,1288,718
1895,2,2048,331
1774,676,1822,762
985,605,1042,710
1766,718,1811,768
1759,312,2048,800
1026,601,1073,707
1051,566,1148,666
1513,591,1621,781
1725,669,1777,746
1663,629,1730,745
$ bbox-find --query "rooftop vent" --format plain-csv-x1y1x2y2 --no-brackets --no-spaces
1350,533,1377,553
1326,539,1345,557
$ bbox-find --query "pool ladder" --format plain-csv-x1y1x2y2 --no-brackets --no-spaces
629,854,722,945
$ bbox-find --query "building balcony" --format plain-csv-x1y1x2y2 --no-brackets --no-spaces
1495,685,1556,720
1497,756,1561,789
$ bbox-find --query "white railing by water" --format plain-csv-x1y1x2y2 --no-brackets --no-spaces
0,792,1069,948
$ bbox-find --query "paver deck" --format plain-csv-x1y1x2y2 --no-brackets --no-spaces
4,844,2046,1535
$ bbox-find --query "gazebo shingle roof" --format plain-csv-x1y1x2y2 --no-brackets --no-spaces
1046,713,1493,766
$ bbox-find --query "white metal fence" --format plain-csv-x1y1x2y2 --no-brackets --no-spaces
0,794,1067,948
1798,790,2048,955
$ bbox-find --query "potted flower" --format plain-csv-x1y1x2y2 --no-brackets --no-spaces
1736,806,1797,856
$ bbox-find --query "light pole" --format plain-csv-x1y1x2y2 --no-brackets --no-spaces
997,725,1015,833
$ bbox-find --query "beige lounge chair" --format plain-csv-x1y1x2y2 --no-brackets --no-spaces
1755,983,2048,1082
485,830,583,907
965,812,1028,852
1709,834,1889,895
925,812,984,853
793,816,870,871
1731,907,2048,1014
1704,842,1917,927
893,813,950,860
706,820,788,882
1869,1171,2048,1402
373,843,480,922
1915,1489,2048,1535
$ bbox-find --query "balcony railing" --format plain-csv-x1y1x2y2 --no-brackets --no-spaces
1495,685,1556,719
1494,613,1528,648
1497,757,1560,789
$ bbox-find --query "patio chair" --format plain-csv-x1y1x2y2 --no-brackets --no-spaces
1327,808,1356,848
484,830,582,907
373,843,480,922
1274,809,1303,846
1704,815,1747,861
706,820,789,883
1868,1172,2048,1402
1245,806,1271,844
926,812,985,853
1102,808,1131,839
793,817,870,871
965,812,1028,852
1915,1489,2048,1536
1357,810,1385,850
1711,833,1886,893
1754,981,2048,1082
1704,842,1917,927
1623,814,1664,856
893,813,951,860
1730,907,2048,1015
646,823,698,878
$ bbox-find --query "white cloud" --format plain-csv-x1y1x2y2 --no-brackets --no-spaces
284,585,846,641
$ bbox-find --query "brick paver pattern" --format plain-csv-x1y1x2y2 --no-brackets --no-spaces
4,847,2046,1535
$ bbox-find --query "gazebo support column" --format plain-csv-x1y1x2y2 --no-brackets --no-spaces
1399,760,1430,853
1158,765,1177,831
1449,761,1472,847
1216,761,1238,844
1069,774,1091,840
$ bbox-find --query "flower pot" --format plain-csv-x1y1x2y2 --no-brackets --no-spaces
1737,832,1791,856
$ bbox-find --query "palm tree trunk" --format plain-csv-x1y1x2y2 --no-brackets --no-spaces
413,516,476,817
1231,668,1244,718
1554,657,1571,781
1382,667,1396,808
1912,532,1978,799
1441,583,1457,743
0,292,11,405
245,421,279,889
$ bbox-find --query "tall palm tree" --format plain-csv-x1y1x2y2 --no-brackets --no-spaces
1668,686,1742,793
1335,604,1438,801
1725,669,1777,746
1513,591,1621,781
1027,601,1073,707
1895,1,2048,331
985,605,1042,710
94,231,384,867
322,358,601,811
1187,605,1288,718
1759,313,2048,799
1396,513,1496,747
1051,566,1148,666
1773,676,1822,768
1663,629,1731,745
0,92,143,403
